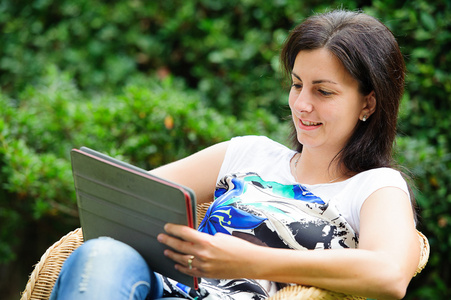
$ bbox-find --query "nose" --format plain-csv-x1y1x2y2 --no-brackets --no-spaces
291,89,313,113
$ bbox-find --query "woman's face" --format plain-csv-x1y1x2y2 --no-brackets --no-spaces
289,48,369,155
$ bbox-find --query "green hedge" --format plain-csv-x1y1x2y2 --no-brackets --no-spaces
0,0,372,117
0,0,450,298
0,65,288,261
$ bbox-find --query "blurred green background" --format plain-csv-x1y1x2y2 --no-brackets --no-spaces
0,0,449,299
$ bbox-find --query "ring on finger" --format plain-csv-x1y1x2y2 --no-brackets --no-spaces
187,255,195,270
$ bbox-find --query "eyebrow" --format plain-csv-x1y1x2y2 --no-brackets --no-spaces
291,72,338,85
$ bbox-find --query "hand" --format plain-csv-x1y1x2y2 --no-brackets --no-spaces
157,223,260,279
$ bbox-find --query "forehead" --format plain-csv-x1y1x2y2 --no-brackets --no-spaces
292,49,355,85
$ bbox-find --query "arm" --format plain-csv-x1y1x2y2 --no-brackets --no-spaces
159,186,420,299
150,141,229,204
252,187,420,299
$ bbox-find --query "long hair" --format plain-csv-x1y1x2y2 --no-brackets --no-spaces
281,10,405,173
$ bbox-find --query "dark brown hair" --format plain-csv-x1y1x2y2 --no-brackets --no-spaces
281,9,405,173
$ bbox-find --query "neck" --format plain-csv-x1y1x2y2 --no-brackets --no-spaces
292,149,349,184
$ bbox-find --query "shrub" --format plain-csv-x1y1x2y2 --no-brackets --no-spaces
0,0,450,298
0,66,289,266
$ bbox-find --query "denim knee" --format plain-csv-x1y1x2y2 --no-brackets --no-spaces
51,237,163,300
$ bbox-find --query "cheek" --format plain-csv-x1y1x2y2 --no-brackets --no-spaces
288,90,297,110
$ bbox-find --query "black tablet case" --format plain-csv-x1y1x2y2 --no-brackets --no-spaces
71,147,198,288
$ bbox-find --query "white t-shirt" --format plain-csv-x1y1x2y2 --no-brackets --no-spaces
162,135,411,300
217,135,410,236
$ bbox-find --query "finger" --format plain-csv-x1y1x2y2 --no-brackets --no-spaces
164,249,191,266
165,250,199,274
158,232,193,255
175,263,199,277
164,223,201,243
175,258,202,277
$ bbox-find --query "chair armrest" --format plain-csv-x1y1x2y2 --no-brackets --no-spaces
20,228,84,300
21,201,430,300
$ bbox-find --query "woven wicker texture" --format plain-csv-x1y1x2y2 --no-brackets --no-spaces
21,203,429,300
267,285,364,300
414,230,430,277
20,228,84,300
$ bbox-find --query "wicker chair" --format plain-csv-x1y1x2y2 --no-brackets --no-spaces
21,203,429,300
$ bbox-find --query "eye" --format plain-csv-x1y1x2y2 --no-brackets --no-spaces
291,83,303,90
318,89,333,96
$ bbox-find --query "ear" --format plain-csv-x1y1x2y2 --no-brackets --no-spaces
360,91,376,121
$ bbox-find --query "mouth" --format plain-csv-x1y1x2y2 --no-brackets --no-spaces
301,120,321,126
300,119,322,127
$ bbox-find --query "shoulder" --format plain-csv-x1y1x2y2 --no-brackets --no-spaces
218,135,296,183
342,167,410,204
351,167,409,193
330,168,410,235
229,135,289,149
227,135,294,161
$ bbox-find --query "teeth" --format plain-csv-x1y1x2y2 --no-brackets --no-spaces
301,120,321,126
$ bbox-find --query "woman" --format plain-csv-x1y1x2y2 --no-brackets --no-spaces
51,9,420,300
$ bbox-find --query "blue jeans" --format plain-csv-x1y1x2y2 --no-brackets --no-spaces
50,237,164,300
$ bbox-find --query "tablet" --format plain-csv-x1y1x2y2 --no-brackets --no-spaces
70,147,198,288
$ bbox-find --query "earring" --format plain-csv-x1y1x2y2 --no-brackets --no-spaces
362,115,368,122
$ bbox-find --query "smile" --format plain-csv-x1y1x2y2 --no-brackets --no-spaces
301,120,322,126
